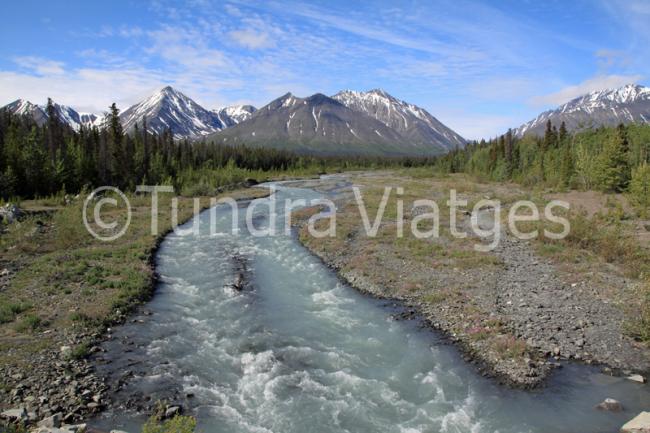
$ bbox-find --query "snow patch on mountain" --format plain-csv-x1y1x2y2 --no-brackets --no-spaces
515,84,650,137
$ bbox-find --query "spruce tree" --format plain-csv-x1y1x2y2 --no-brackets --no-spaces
597,127,631,192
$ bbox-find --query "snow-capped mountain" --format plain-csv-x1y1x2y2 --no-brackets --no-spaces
3,99,98,130
332,89,466,151
209,92,448,156
514,84,650,137
119,86,227,139
213,105,257,128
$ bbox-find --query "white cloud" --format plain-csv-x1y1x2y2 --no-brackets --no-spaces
0,67,166,113
530,74,644,106
13,56,65,75
229,28,273,49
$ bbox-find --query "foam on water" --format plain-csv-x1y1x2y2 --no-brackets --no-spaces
92,183,650,433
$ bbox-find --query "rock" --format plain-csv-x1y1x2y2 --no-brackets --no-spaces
1,407,27,421
66,423,87,433
110,430,130,433
38,413,63,428
0,203,23,223
60,346,72,358
595,398,623,412
628,374,647,384
621,412,650,433
164,405,182,419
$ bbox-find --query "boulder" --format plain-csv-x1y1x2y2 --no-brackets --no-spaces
38,413,63,428
628,374,647,384
621,412,650,433
1,407,27,421
595,398,623,412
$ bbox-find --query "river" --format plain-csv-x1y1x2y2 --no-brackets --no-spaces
91,180,650,433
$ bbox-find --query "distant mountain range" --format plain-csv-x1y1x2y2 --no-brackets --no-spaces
3,99,99,131
4,83,650,155
514,84,650,137
2,86,465,156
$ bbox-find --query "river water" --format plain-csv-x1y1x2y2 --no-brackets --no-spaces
92,181,650,433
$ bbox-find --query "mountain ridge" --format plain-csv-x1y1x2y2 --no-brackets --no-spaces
514,84,650,137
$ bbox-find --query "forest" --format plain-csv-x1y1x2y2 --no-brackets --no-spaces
0,101,434,200
434,120,650,213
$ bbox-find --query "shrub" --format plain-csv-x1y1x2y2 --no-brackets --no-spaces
14,313,43,332
68,342,90,360
142,415,197,433
629,162,650,217
0,301,30,324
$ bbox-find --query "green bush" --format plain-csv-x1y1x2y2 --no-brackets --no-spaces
629,162,650,217
0,301,31,324
142,415,197,433
14,313,42,332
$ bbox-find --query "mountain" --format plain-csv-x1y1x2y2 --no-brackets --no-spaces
213,105,257,128
514,84,650,137
2,99,98,130
332,89,466,151
207,92,432,156
119,86,226,139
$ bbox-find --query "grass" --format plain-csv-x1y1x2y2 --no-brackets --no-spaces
533,208,650,279
0,186,269,369
14,314,43,333
492,335,528,359
0,301,31,324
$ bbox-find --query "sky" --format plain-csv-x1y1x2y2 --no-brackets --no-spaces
1,0,649,140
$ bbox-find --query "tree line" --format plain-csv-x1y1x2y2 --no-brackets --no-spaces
1,100,648,212
0,100,435,200
434,120,650,212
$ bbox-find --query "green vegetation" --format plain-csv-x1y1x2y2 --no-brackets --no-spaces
0,301,30,324
0,104,440,200
14,313,43,333
142,415,197,433
433,122,650,215
629,162,650,217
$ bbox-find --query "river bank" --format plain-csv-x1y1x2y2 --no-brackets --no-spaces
290,172,650,388
0,186,270,428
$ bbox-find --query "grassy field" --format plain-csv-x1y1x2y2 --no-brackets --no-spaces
0,186,269,374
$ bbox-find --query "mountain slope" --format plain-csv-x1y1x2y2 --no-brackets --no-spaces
213,105,257,128
332,89,465,151
207,92,430,156
119,86,225,139
2,99,98,130
515,84,650,137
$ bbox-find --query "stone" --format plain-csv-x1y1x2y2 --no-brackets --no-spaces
1,407,27,420
164,405,181,419
110,430,130,433
60,346,72,358
595,398,623,412
628,374,647,384
38,413,63,428
0,203,23,223
621,412,650,433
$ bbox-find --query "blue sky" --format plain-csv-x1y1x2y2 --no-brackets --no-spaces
1,0,649,139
